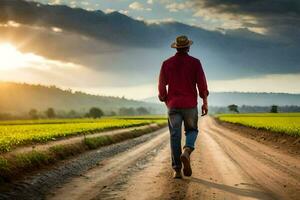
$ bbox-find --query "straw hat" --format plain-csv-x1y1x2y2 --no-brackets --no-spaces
171,35,193,48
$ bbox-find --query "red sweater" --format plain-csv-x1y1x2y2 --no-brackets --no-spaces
158,52,209,108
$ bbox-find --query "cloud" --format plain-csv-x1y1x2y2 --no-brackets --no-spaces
51,27,63,32
166,2,193,12
49,0,61,5
80,1,89,6
146,18,175,24
0,0,299,88
119,10,129,15
190,0,300,42
0,20,20,28
129,2,152,11
105,8,116,13
69,1,77,8
136,16,144,21
147,0,153,5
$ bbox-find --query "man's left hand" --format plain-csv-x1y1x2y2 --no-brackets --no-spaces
201,103,208,116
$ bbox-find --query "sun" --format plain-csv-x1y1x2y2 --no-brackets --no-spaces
0,43,54,70
0,43,32,70
0,42,82,72
0,43,43,70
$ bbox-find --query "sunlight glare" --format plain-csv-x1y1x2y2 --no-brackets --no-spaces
0,43,80,71
0,43,38,70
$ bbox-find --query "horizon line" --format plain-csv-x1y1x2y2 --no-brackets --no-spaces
1,81,300,100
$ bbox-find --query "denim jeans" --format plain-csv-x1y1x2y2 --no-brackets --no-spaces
168,107,198,170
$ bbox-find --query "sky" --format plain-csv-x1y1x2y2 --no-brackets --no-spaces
31,0,300,36
0,0,299,99
33,0,212,29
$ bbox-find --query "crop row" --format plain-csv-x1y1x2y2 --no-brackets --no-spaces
217,113,300,137
0,118,166,152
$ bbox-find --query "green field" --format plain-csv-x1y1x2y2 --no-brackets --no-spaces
0,117,167,152
0,116,167,125
217,113,300,137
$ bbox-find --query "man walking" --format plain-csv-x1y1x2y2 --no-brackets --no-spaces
158,35,209,178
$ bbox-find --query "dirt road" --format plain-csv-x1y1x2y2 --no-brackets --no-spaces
43,116,300,200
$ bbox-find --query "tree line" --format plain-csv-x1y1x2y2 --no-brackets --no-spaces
0,106,151,120
206,105,300,114
1,104,300,120
226,104,289,113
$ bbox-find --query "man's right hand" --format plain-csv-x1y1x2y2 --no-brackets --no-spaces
201,103,208,116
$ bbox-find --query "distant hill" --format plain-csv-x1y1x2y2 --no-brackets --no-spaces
0,82,163,114
1,82,299,116
144,92,300,107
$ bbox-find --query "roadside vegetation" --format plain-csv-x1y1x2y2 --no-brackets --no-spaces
0,117,166,152
0,123,166,182
216,113,300,137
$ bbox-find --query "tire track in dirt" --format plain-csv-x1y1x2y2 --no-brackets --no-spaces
46,129,170,200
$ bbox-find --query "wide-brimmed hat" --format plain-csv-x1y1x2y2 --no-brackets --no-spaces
171,35,193,48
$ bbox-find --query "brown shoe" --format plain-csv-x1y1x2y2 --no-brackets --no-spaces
173,170,182,179
180,147,192,176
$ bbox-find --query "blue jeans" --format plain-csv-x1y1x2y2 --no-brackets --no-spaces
168,107,198,170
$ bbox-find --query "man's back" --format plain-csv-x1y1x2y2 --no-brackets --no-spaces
158,52,208,109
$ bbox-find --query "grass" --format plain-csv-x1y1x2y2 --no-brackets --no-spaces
0,117,167,152
0,156,10,172
15,151,51,168
49,144,85,159
216,113,300,137
84,126,157,149
84,136,114,149
0,123,166,182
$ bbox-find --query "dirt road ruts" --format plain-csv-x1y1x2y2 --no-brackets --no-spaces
2,117,300,200
50,116,299,200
